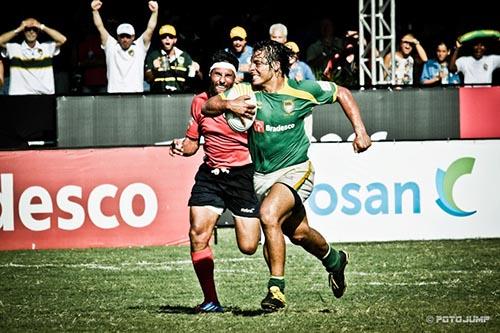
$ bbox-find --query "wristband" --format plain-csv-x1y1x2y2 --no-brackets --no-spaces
14,28,21,34
40,24,46,31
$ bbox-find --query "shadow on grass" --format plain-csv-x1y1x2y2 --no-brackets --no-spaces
155,305,267,316
229,307,268,316
157,305,198,314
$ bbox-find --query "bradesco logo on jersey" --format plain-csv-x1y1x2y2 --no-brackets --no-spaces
0,173,158,231
308,157,477,217
265,123,295,132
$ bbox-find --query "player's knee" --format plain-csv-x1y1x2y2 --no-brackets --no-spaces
287,225,308,245
189,227,212,246
238,241,258,255
236,230,259,254
259,206,280,228
289,233,306,245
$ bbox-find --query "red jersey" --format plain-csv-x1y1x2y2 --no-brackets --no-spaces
185,92,251,168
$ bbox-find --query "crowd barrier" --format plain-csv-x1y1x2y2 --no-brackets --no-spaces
0,95,56,148
1,86,499,250
0,147,203,250
0,86,499,149
1,140,499,250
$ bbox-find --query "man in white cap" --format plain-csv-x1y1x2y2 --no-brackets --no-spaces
91,0,158,93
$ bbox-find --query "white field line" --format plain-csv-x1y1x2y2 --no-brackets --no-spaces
0,260,495,286
0,259,495,279
308,279,462,287
0,257,261,271
365,280,453,286
350,270,495,275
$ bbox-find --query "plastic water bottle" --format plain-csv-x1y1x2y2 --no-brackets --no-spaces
160,56,169,71
440,63,449,84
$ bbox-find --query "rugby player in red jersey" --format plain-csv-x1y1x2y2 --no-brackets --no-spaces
170,50,260,313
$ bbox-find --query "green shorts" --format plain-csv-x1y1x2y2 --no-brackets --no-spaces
254,160,315,203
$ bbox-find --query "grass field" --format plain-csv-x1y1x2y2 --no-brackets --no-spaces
0,229,499,332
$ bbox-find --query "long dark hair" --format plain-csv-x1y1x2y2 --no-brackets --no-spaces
252,40,292,77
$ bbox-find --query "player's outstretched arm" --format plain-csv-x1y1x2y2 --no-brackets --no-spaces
336,85,371,153
202,95,225,116
142,1,159,46
202,95,255,119
91,0,109,45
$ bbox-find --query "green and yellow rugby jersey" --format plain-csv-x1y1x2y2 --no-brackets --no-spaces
221,78,338,173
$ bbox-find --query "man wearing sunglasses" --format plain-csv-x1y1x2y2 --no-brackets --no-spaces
225,26,253,83
145,24,201,93
0,18,67,95
91,0,158,93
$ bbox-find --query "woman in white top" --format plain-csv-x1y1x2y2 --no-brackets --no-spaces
384,33,428,86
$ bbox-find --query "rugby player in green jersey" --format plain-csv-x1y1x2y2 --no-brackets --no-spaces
203,40,372,312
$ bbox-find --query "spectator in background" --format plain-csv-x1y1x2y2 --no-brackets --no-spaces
225,26,253,83
269,23,288,44
323,30,360,87
285,41,315,81
91,0,158,93
76,31,107,94
420,41,460,86
384,33,428,86
285,40,315,142
270,23,319,142
0,18,67,95
306,18,344,80
0,58,4,90
450,38,500,85
0,58,7,95
145,24,202,93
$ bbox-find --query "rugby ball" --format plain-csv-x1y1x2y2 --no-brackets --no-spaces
224,88,257,132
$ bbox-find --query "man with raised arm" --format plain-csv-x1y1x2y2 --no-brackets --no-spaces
91,0,158,93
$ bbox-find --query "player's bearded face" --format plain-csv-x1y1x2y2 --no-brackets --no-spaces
210,68,236,94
